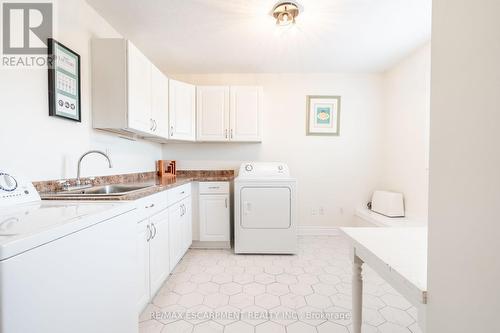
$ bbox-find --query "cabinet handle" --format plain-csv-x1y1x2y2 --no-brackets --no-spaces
230,129,233,139
153,120,157,131
208,186,220,190
151,223,157,239
146,224,152,242
145,203,155,209
150,119,154,131
225,129,228,139
225,197,228,208
170,126,174,137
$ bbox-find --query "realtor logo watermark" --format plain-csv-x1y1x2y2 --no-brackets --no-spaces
1,1,53,67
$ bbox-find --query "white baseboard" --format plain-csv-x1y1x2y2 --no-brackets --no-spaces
298,226,340,236
190,240,231,249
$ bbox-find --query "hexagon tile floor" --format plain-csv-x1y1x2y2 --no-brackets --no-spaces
140,236,423,333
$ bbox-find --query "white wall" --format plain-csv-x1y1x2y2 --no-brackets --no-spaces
0,0,162,181
427,0,500,332
163,73,384,227
380,43,431,221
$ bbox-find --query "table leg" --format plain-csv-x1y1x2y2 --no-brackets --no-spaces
352,254,363,333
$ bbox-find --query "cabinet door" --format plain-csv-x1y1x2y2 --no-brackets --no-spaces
169,79,196,141
199,194,230,242
197,86,230,141
230,86,263,142
127,41,152,134
151,65,169,139
168,202,183,271
182,198,193,252
136,219,150,312
149,209,170,297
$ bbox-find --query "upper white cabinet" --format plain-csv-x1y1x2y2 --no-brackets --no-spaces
91,39,169,141
127,42,152,134
197,86,230,141
151,65,170,139
169,79,196,141
230,86,263,142
197,85,263,142
92,39,261,144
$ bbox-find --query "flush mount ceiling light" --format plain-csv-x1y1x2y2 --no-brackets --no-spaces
271,1,302,26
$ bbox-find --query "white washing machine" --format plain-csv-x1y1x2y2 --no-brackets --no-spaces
0,172,137,333
234,162,297,254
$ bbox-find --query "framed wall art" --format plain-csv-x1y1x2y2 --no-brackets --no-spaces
48,38,81,122
306,95,341,136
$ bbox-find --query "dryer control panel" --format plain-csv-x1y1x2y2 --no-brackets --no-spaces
0,172,40,208
238,162,290,179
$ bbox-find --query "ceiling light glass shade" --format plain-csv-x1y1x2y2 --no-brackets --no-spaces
272,1,301,26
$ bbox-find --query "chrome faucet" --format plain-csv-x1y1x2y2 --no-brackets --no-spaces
76,150,113,186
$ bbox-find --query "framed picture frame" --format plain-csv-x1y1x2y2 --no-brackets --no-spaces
48,38,81,122
306,95,341,136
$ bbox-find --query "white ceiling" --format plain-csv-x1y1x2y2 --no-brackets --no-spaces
86,0,432,74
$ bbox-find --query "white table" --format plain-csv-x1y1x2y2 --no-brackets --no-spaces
340,227,427,333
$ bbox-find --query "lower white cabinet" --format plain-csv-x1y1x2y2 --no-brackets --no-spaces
136,218,151,311
169,197,193,271
199,182,230,242
148,209,171,296
168,201,183,271
136,188,192,312
136,208,170,311
182,198,193,251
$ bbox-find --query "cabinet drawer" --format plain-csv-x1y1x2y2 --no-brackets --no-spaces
134,191,168,219
167,183,191,206
199,182,229,194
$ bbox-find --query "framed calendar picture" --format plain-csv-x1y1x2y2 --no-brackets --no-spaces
48,38,81,122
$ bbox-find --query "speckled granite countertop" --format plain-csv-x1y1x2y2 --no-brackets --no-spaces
37,170,234,201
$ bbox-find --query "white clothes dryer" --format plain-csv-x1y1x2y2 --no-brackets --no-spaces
234,162,297,254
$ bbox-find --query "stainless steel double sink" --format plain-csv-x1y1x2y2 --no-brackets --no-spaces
49,184,154,197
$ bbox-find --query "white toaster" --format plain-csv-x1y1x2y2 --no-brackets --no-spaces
370,190,405,217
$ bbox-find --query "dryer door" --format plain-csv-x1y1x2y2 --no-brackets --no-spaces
240,186,291,229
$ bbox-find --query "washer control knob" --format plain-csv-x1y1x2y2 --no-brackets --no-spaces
0,173,18,192
245,164,253,172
